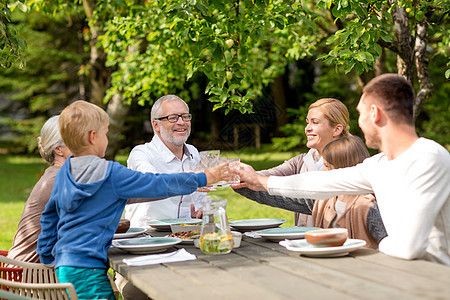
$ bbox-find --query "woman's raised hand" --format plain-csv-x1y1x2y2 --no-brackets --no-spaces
229,163,269,191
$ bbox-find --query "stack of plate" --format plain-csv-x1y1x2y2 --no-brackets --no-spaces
254,226,321,242
229,218,287,232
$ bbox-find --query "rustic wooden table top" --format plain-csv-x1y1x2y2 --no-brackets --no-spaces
108,230,450,300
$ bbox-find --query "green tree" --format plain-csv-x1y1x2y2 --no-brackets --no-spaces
317,0,449,118
0,0,26,68
0,8,85,153
3,0,449,155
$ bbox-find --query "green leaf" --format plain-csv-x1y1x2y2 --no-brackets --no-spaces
326,34,339,45
380,31,393,43
195,3,208,16
361,32,370,45
373,43,382,57
354,4,366,18
415,10,425,21
355,52,366,62
355,63,364,75
364,51,374,63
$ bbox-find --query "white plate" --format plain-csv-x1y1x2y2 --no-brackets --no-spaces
229,218,287,231
147,219,202,231
279,238,367,257
113,227,147,239
112,237,182,254
255,227,321,242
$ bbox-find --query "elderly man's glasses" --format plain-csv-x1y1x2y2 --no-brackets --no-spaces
155,114,192,123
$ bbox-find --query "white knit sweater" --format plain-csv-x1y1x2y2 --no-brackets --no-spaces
268,138,450,265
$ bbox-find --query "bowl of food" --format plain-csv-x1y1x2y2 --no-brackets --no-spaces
304,228,348,247
231,231,242,248
115,219,130,234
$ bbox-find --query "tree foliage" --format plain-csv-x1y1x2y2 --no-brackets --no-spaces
0,0,27,68
317,0,449,117
96,0,322,114
0,7,85,153
1,0,449,154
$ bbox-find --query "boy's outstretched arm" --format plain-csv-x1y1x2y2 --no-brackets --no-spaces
203,162,230,186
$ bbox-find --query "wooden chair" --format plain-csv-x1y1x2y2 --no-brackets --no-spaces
0,252,23,283
0,278,78,300
0,256,78,299
0,256,57,285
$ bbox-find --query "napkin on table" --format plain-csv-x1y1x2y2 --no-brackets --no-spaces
123,248,196,266
244,231,262,239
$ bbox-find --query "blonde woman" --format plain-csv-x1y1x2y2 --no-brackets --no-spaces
8,115,72,262
234,98,349,226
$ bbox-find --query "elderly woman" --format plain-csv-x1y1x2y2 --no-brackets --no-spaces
234,98,350,226
8,115,71,262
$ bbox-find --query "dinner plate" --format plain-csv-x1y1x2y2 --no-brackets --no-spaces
147,218,202,231
279,238,366,257
113,227,147,239
229,218,287,231
112,237,182,254
255,227,321,242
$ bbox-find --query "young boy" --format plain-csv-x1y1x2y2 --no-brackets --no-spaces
37,100,227,299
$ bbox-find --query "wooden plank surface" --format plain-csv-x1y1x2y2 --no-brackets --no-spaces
109,232,450,300
233,239,428,300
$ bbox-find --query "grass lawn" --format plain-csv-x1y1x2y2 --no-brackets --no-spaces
0,149,299,250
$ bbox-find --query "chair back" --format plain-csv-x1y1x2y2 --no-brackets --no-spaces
0,252,23,283
0,278,78,300
0,256,57,284
0,256,78,299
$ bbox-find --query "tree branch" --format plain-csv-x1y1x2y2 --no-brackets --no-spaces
390,0,415,84
414,17,434,119
377,39,399,53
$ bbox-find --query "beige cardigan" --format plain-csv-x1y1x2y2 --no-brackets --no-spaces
8,166,60,262
312,194,379,249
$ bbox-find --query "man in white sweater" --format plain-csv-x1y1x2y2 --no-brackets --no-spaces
233,74,450,265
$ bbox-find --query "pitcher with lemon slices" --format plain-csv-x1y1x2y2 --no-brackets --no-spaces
199,195,234,254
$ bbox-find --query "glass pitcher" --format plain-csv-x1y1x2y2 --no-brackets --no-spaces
199,195,234,254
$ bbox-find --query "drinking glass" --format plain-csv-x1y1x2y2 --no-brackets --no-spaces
199,150,220,168
227,158,240,185
214,156,231,187
198,150,220,191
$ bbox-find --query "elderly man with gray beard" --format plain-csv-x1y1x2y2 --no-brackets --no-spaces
125,95,208,227
115,95,210,300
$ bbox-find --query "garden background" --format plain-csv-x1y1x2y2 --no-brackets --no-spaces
0,1,449,250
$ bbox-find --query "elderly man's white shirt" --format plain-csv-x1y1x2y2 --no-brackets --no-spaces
125,135,207,227
268,138,450,265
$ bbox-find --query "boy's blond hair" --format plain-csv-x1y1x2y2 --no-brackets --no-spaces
59,100,109,155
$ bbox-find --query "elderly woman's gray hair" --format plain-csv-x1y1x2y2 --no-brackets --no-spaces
38,115,64,165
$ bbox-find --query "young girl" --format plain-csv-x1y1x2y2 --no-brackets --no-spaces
314,135,386,248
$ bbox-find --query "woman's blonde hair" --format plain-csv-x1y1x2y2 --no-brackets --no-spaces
322,135,369,169
59,100,109,155
309,98,350,137
38,115,64,165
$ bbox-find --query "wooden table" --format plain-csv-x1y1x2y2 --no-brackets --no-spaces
108,231,450,300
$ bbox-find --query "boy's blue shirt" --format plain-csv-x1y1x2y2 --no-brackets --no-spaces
37,156,206,269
